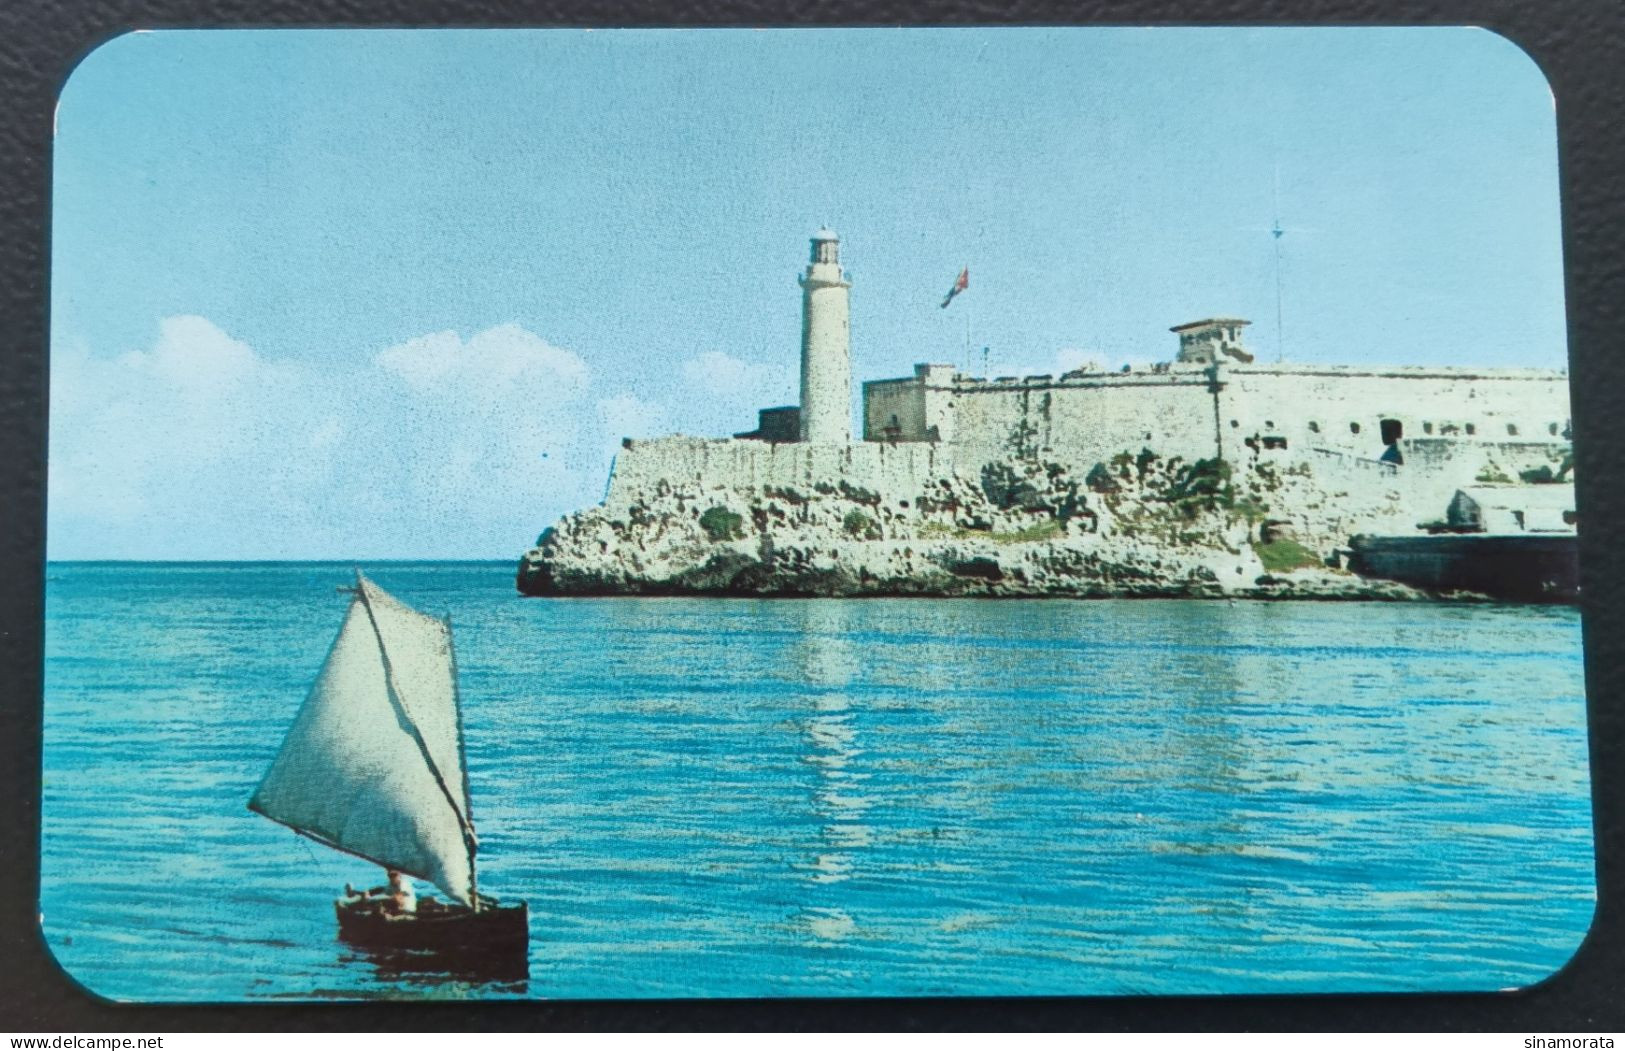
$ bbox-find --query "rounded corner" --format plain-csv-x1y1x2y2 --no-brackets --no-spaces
55,29,155,130
1498,893,1598,995
1465,25,1558,108
36,912,121,1005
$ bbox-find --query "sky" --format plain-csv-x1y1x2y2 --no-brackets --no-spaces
48,27,1566,560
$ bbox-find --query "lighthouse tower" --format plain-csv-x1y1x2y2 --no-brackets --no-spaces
798,228,852,444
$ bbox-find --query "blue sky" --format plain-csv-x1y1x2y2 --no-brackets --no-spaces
48,27,1565,559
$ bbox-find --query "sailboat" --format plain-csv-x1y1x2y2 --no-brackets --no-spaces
249,571,528,961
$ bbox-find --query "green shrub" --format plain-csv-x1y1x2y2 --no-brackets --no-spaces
1085,462,1119,493
992,520,1062,544
698,506,744,542
1252,538,1321,573
842,509,881,540
1230,495,1268,524
763,485,807,504
1166,457,1233,517
839,481,882,506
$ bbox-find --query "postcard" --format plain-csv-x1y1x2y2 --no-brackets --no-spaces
42,27,1592,1001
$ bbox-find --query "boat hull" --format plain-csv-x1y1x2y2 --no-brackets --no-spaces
336,896,529,958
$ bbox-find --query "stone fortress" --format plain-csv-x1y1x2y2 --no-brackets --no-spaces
519,230,1576,598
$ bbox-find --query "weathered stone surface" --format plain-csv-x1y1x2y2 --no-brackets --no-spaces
517,447,1438,601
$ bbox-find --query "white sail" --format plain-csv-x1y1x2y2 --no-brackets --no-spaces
250,576,475,905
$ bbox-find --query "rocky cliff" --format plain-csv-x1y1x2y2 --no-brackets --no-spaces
517,449,1429,600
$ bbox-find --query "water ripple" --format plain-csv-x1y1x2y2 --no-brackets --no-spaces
41,563,1595,1000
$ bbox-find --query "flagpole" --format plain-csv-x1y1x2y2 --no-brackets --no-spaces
964,295,972,375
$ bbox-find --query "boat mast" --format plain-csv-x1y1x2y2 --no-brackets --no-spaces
445,610,479,910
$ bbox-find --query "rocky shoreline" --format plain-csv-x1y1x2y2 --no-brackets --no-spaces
518,449,1461,602
515,551,1436,601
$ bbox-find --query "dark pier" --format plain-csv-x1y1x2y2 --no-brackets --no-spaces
1348,533,1579,604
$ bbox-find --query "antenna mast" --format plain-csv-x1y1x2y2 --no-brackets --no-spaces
1272,165,1286,363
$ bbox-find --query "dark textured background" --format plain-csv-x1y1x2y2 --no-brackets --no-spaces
2,0,1622,1032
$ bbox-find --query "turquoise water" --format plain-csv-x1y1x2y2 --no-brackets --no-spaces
41,562,1595,1001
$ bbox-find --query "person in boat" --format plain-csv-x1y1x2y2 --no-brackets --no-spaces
340,871,417,915
385,869,416,915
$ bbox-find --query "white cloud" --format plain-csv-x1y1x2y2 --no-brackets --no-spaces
118,314,262,395
49,316,334,544
670,349,793,438
375,322,588,397
49,317,628,559
680,349,775,395
55,317,1190,558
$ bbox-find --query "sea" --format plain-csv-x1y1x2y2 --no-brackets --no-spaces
40,561,1596,1001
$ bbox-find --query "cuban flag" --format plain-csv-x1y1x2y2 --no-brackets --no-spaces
940,267,969,308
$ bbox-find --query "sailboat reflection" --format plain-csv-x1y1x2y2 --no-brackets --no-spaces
340,941,529,991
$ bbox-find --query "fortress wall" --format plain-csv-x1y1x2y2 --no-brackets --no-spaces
857,364,1572,468
1225,445,1442,548
1393,437,1571,518
1294,447,1413,537
920,368,959,442
1300,446,1399,481
862,365,959,442
1262,437,1570,543
607,437,957,509
1215,367,1572,461
863,379,926,441
601,369,1572,544
941,374,1219,469
1398,436,1569,477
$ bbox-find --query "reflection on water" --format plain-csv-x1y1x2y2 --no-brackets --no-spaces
791,600,861,690
346,944,530,992
799,906,857,944
801,699,873,888
793,603,873,952
41,564,1595,1000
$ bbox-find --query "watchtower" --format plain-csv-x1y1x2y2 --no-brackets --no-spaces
1171,318,1255,364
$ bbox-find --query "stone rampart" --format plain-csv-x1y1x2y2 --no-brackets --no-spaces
943,374,1218,468
859,361,1570,482
527,361,1574,601
1215,365,1571,462
608,437,958,512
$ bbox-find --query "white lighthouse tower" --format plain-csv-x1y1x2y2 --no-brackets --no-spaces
798,228,852,444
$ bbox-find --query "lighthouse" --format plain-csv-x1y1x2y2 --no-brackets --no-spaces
798,228,853,444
